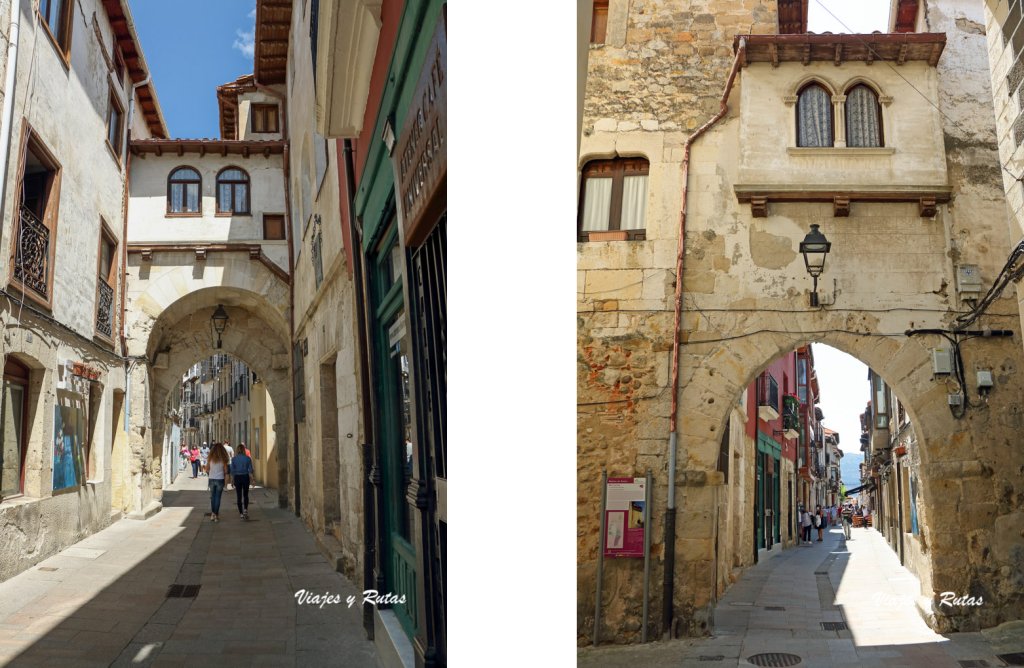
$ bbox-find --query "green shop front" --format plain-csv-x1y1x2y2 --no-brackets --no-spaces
756,433,781,551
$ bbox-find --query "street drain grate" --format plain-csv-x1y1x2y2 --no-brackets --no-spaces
958,660,991,667
37,567,58,572
764,606,786,611
998,654,1024,666
166,584,201,598
698,657,724,662
820,621,847,631
747,653,801,667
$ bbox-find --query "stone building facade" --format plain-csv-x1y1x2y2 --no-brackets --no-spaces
580,0,1024,644
0,0,166,581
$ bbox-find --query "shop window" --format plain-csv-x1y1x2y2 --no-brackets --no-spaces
168,167,201,215
216,167,250,215
578,157,648,241
845,85,883,147
796,83,834,147
0,357,29,499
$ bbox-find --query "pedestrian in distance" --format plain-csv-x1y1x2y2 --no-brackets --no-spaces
199,443,209,477
815,505,824,542
841,504,853,539
189,444,200,478
205,443,230,522
179,444,188,470
800,506,812,544
230,444,255,520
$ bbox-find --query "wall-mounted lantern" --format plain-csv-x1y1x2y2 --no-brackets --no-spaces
211,304,229,349
799,224,831,307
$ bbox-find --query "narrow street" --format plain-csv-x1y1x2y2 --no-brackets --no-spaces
0,472,378,667
578,524,1024,667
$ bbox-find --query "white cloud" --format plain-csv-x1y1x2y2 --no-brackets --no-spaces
233,28,255,59
233,5,257,60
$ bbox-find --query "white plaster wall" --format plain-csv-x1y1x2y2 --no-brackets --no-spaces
127,152,288,272
238,90,283,141
738,61,948,187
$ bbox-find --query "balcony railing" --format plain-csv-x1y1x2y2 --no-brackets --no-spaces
96,280,114,338
757,374,780,421
14,206,50,300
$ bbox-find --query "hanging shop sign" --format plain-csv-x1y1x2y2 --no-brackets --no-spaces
394,14,446,247
603,477,646,558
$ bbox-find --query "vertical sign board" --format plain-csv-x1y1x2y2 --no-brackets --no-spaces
604,477,646,558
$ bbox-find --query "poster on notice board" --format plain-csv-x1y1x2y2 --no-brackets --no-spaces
604,477,645,558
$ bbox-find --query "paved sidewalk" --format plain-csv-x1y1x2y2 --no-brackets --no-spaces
0,471,379,667
579,524,1024,667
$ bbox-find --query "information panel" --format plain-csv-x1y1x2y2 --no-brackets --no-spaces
603,477,646,558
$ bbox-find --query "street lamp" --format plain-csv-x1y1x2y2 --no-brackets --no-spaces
799,224,831,307
211,304,229,349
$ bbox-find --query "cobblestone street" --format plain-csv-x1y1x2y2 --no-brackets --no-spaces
0,472,378,667
579,525,1024,667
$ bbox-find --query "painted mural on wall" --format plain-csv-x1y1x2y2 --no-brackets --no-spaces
52,390,87,492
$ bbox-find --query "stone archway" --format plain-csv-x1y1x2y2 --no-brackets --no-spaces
674,328,1024,634
124,251,293,509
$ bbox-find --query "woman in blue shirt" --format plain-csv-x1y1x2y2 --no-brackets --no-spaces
230,444,255,520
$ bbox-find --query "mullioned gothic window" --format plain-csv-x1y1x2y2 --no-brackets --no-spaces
845,85,883,147
796,83,833,147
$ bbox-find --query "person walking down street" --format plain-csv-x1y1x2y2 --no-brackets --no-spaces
189,445,200,478
841,504,853,539
800,507,812,545
815,505,824,542
230,445,255,520
199,443,210,477
179,444,188,470
205,443,229,522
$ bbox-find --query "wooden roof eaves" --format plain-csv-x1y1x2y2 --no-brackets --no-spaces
104,0,169,138
254,0,293,85
734,32,946,67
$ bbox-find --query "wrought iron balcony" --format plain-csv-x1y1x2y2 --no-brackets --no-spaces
757,374,780,421
96,280,114,338
14,206,50,300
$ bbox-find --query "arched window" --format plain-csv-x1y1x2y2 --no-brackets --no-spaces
796,83,834,147
845,85,883,147
216,167,250,214
578,157,649,241
167,167,201,214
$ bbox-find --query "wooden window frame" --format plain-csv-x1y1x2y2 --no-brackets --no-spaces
1,356,30,500
215,166,251,216
591,0,609,44
577,157,649,242
9,122,61,311
94,219,118,343
38,0,74,68
106,87,125,163
166,166,202,217
113,47,126,88
844,84,885,147
795,83,834,148
251,104,280,134
263,213,286,240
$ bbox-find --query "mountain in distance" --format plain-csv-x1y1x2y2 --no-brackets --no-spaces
839,448,863,490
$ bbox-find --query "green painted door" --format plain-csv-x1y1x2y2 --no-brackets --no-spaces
371,225,418,639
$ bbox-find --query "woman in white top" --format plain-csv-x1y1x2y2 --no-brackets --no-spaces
204,442,230,522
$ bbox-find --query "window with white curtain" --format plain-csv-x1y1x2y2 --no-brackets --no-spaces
578,157,649,240
796,83,834,147
845,85,883,147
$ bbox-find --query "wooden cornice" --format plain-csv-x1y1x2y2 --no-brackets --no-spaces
734,184,953,218
127,243,290,284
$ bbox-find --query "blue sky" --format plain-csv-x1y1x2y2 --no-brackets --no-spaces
128,0,256,139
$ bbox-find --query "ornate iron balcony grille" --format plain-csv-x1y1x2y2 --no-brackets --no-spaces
14,206,50,300
96,280,114,338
